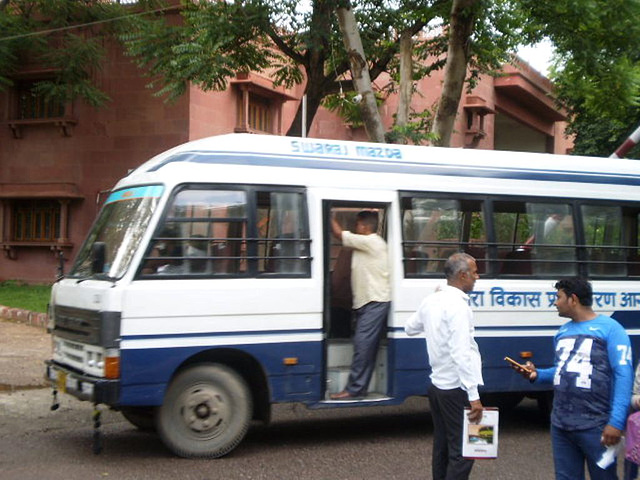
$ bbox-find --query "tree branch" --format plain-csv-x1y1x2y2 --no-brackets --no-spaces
369,18,428,80
266,28,306,66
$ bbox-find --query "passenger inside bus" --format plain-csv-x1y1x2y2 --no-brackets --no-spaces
329,210,391,400
329,248,353,339
144,235,208,275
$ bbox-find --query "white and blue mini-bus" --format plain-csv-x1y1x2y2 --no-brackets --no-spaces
46,133,640,457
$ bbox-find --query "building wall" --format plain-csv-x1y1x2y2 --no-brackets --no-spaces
0,45,191,282
188,84,237,141
0,42,572,283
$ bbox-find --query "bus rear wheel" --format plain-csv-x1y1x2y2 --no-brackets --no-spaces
157,363,252,458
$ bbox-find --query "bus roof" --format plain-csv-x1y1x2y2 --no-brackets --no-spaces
117,134,640,194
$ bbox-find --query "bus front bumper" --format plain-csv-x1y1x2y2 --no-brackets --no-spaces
45,360,120,405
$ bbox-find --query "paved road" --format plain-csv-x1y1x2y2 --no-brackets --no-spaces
0,319,622,479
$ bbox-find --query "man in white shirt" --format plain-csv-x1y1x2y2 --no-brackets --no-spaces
330,210,391,400
405,252,483,480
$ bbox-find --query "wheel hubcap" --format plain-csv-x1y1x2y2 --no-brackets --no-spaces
180,386,226,434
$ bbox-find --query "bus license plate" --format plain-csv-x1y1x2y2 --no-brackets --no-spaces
56,371,67,394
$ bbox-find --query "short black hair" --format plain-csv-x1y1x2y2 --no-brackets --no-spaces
554,277,593,307
356,210,379,232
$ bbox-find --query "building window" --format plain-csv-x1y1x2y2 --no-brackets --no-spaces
248,94,272,133
232,74,295,135
12,200,61,242
7,77,76,138
16,80,65,120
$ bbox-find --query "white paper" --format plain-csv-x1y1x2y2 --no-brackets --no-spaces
462,408,499,459
597,437,624,469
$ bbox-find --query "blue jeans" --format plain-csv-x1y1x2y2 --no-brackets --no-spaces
551,424,618,480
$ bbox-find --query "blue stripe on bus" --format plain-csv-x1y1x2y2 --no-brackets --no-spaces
121,328,322,341
106,185,164,204
147,150,640,186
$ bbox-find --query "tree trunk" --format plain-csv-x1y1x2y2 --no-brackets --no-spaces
431,0,478,147
396,32,413,130
336,5,386,143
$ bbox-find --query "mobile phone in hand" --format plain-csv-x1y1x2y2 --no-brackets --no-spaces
504,356,531,373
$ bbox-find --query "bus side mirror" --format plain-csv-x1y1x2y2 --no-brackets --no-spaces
91,242,106,274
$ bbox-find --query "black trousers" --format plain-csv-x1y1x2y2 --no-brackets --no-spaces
429,385,474,480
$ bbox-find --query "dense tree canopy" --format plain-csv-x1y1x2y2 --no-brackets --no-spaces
521,0,640,157
2,0,640,151
120,0,452,137
0,0,147,107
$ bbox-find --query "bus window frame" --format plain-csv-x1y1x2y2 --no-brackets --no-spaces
399,191,488,278
135,183,312,280
399,191,640,280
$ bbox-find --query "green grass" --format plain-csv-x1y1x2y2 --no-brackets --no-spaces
0,281,52,313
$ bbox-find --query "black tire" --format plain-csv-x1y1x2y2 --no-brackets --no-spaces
120,406,157,431
157,363,252,458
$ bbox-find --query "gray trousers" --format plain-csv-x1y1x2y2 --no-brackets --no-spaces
429,385,474,480
345,301,390,396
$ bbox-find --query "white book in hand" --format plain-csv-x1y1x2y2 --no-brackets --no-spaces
462,407,499,459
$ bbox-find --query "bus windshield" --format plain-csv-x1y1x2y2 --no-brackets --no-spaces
69,185,164,279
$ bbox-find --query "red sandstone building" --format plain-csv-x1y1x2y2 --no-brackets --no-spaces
0,39,572,283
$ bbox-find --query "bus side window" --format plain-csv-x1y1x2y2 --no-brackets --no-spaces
493,201,533,275
401,195,485,276
493,201,576,276
581,204,625,277
258,191,310,275
528,203,576,276
141,224,184,275
627,209,640,276
140,189,248,277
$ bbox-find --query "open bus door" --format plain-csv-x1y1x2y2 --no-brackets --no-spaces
322,201,391,402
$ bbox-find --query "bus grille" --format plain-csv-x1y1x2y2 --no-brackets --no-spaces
53,306,101,344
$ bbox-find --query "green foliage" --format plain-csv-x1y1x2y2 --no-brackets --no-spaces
8,0,634,149
0,281,51,313
567,110,640,158
121,0,303,102
118,0,541,136
386,110,439,145
322,91,385,128
519,0,640,156
468,0,540,82
0,0,133,108
36,34,111,107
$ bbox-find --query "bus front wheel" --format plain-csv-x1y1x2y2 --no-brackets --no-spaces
157,363,252,458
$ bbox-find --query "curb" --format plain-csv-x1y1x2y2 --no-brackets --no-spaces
0,305,48,330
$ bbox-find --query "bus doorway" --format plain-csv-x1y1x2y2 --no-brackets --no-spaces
323,202,391,401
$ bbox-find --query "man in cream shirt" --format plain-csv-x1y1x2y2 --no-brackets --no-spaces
405,252,483,480
330,210,391,400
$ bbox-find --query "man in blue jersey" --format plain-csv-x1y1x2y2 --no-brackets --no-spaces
512,277,633,480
